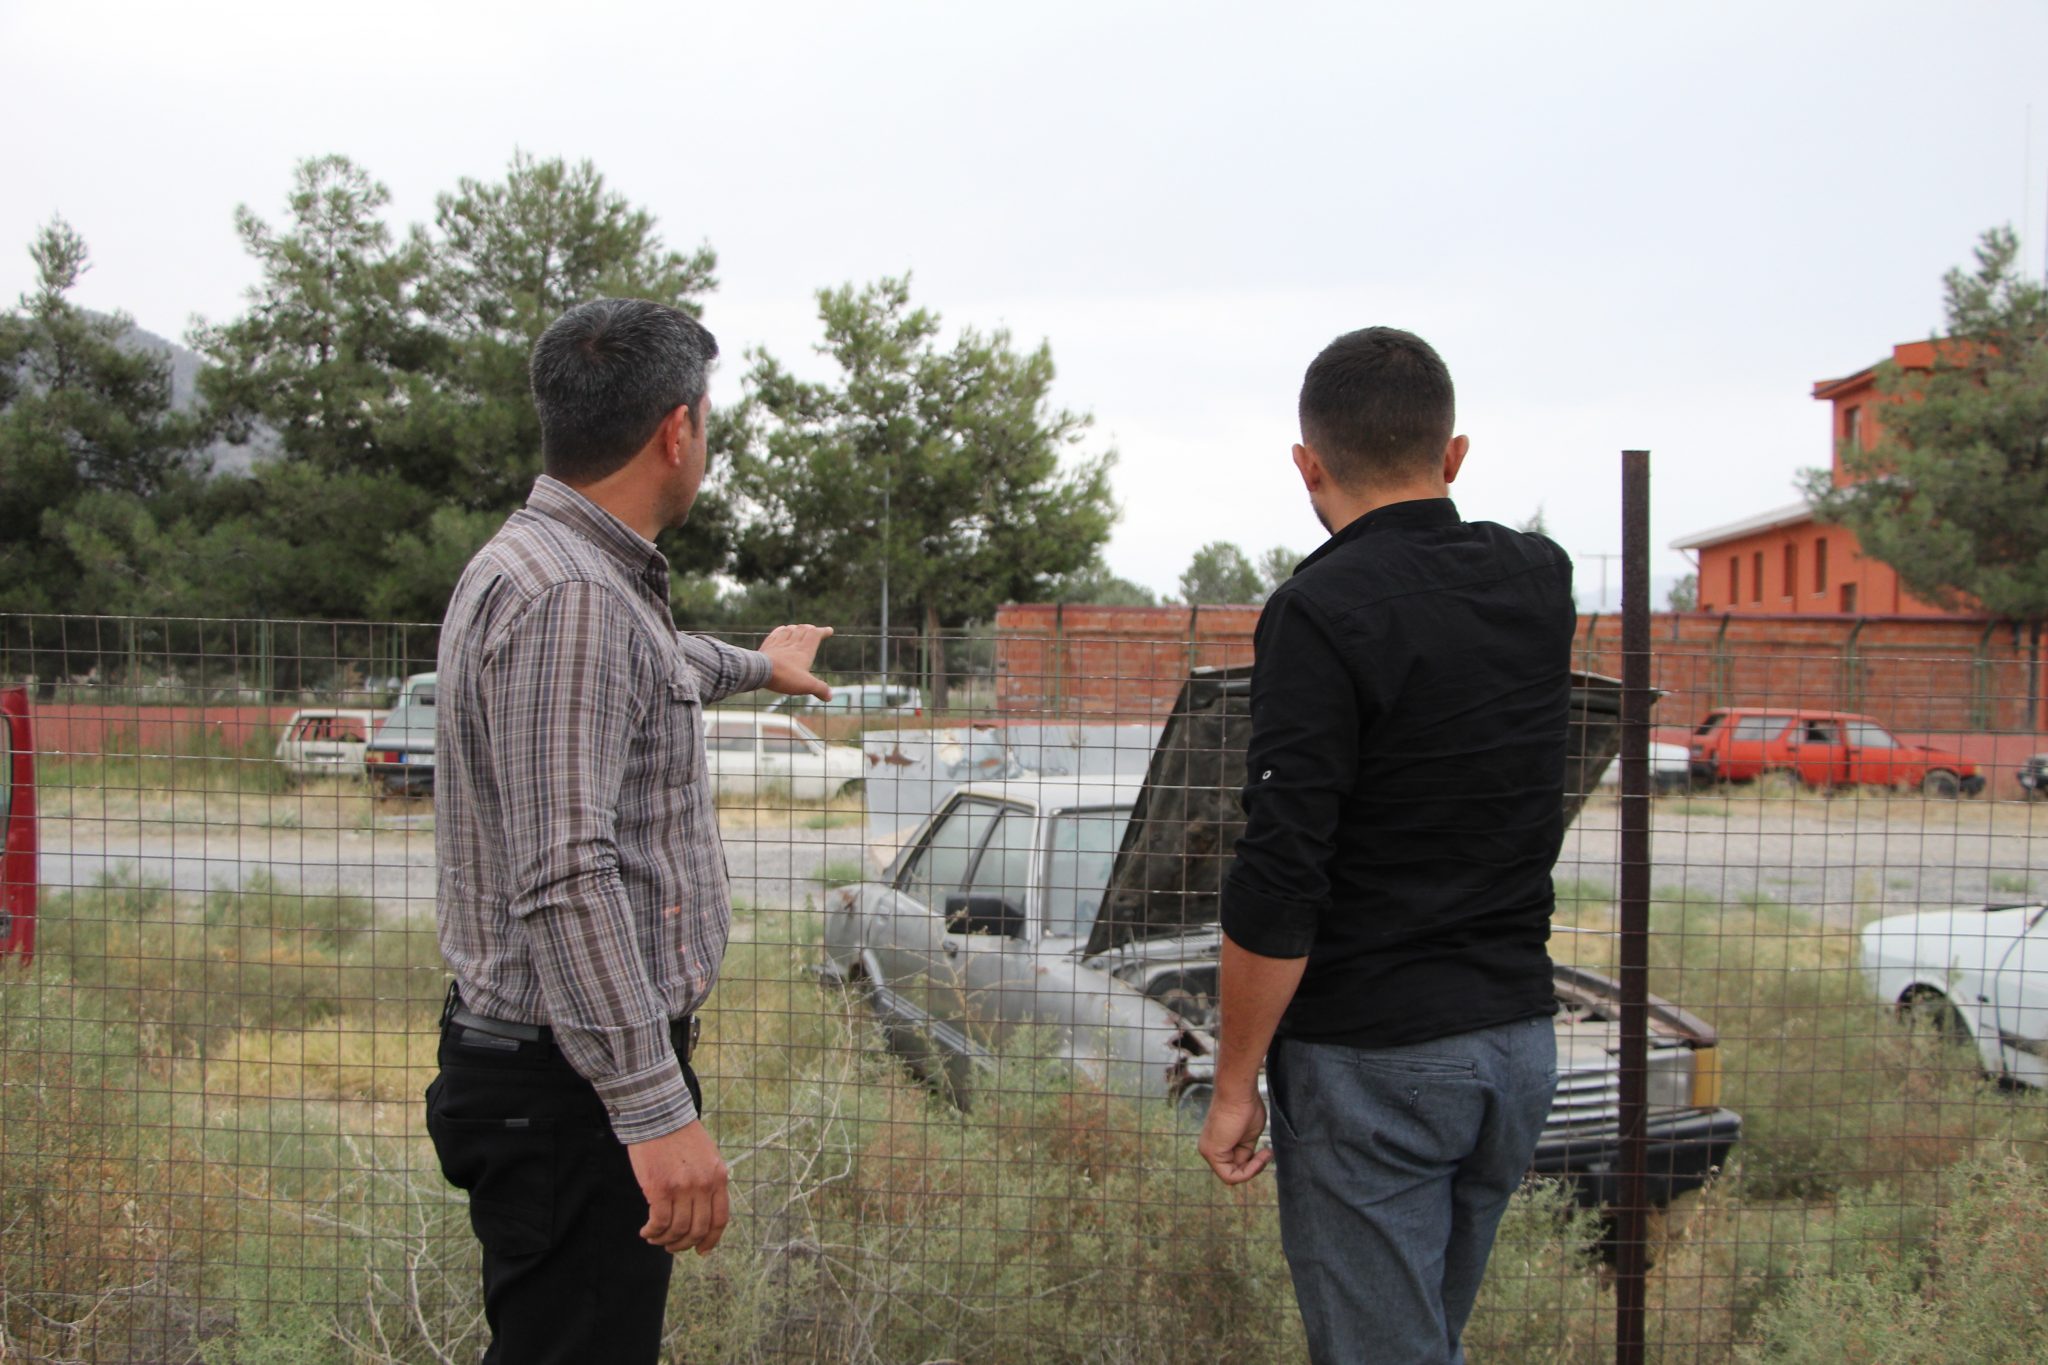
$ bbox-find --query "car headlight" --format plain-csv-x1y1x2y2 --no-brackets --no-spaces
1646,1047,1696,1112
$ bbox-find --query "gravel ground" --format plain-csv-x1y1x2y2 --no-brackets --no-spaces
36,792,874,924
1558,790,2048,925
37,786,2048,932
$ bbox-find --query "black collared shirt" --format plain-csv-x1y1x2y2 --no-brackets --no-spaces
1218,498,1575,1047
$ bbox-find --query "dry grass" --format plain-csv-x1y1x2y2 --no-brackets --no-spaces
9,837,2048,1358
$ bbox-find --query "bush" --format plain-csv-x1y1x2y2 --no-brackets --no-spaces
1740,1153,2048,1363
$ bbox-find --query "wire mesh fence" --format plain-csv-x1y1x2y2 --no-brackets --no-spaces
3,610,2047,1362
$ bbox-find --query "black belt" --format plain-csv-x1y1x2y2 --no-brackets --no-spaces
443,984,698,1063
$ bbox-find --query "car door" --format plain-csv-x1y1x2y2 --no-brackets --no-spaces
1845,720,1907,787
701,717,760,796
942,806,1043,1053
279,714,318,775
874,796,1006,1053
1724,714,1786,779
757,721,809,796
1790,720,1849,787
772,722,834,800
1991,908,2048,1088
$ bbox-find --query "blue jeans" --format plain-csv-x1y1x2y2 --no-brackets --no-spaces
1267,1016,1558,1365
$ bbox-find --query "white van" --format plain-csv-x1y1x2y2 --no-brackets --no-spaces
365,673,437,796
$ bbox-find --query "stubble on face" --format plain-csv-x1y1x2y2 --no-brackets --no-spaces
662,400,711,531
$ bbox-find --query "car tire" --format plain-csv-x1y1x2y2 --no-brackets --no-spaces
1899,988,1972,1045
835,778,865,801
1921,769,1961,800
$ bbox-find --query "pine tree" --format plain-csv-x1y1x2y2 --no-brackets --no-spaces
723,276,1116,705
1178,542,1264,604
1802,226,2048,621
0,219,206,616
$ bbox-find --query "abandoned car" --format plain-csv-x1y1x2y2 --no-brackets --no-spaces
1862,898,2048,1089
821,668,1742,1204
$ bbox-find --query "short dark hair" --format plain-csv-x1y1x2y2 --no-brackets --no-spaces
530,298,719,483
1297,327,1455,487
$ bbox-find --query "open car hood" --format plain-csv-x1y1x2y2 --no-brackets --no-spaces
1084,666,1633,957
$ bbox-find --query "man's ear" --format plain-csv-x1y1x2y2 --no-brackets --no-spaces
1442,434,1470,486
659,403,694,463
1292,443,1324,493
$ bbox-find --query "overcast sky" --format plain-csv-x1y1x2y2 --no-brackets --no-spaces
5,0,2046,601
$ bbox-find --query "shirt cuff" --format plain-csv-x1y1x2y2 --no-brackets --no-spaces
591,1050,698,1143
1219,874,1321,959
729,645,773,695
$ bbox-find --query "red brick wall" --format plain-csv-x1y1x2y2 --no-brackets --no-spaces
995,604,2048,735
26,704,302,755
994,604,1259,718
1575,612,2048,733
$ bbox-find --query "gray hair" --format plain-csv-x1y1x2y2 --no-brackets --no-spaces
530,298,719,483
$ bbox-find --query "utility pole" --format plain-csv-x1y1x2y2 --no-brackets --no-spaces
878,473,891,688
1578,552,1623,610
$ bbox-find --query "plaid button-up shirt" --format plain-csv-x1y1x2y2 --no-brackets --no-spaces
435,475,770,1142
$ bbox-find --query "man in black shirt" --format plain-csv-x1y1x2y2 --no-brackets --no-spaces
1197,328,1574,1365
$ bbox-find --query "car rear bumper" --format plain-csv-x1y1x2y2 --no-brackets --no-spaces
1531,1106,1743,1207
366,759,435,791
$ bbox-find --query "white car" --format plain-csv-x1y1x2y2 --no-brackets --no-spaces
1596,741,1693,795
820,774,1741,1204
703,710,865,801
768,683,925,718
1861,901,2048,1087
275,708,383,782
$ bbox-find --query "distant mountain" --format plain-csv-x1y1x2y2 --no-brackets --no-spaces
113,319,275,474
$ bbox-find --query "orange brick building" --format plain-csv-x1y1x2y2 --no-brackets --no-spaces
1674,340,1951,616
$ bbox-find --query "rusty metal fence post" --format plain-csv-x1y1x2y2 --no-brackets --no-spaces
1615,450,1653,1365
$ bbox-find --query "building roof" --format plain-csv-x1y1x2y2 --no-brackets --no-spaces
1811,338,1946,401
1669,500,1813,552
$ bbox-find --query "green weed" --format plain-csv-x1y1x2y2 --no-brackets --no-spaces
12,870,2048,1361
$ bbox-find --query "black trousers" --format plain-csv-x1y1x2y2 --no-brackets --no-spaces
425,1019,703,1365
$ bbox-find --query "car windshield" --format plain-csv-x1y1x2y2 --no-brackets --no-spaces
1041,806,1132,940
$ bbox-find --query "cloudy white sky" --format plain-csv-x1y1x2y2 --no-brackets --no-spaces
5,1,2045,602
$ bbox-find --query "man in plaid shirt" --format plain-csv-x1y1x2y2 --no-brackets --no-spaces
427,297,834,1363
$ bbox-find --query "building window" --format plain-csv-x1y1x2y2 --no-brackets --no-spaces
1839,582,1858,614
1751,551,1764,604
1815,538,1829,594
1729,555,1740,605
1783,543,1798,600
1843,405,1862,449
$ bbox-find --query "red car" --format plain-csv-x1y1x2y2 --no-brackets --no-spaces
1689,707,1984,798
2,686,36,961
